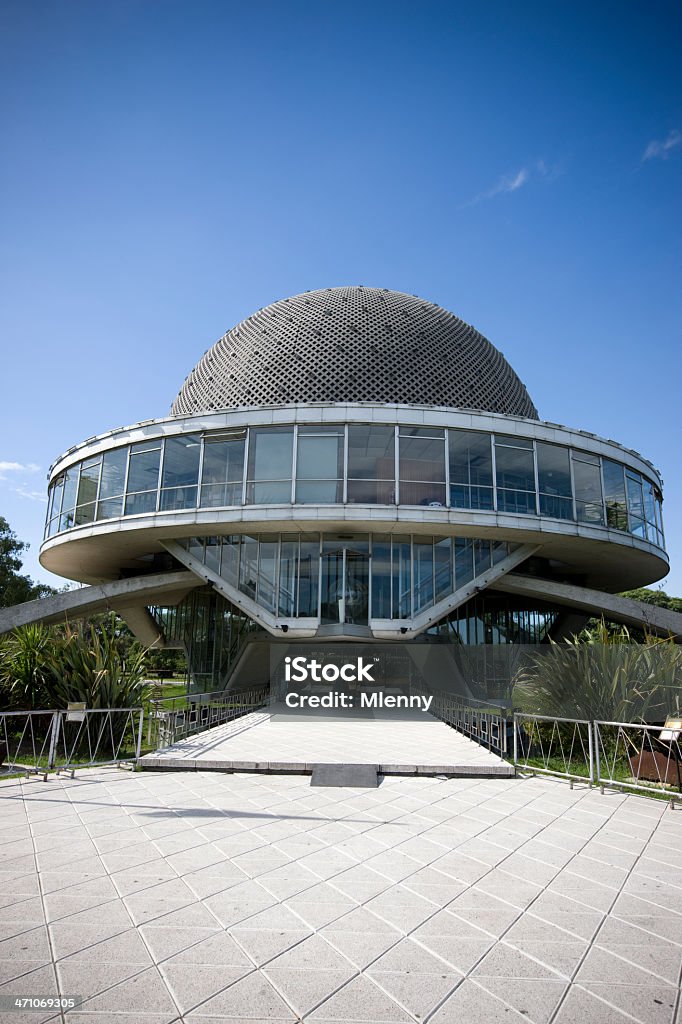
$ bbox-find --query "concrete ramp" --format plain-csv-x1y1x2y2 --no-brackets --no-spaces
141,702,515,778
311,763,379,788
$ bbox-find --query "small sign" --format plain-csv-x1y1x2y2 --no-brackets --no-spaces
66,702,87,723
660,718,682,742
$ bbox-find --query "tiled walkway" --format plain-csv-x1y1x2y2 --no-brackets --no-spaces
0,769,680,1023
143,704,511,773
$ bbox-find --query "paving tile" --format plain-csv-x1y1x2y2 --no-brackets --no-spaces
58,927,152,965
579,982,678,1024
160,962,251,1013
551,986,640,1023
411,935,494,973
308,974,414,1021
229,927,311,966
265,966,355,1015
472,941,567,979
0,925,52,962
370,937,462,975
188,969,295,1018
368,969,460,1019
476,977,568,1024
76,965,180,1015
320,929,400,969
429,978,531,1023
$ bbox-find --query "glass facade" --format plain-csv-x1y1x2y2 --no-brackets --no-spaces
45,422,665,549
150,588,561,695
177,532,515,623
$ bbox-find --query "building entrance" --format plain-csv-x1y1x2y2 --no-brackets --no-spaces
320,537,369,625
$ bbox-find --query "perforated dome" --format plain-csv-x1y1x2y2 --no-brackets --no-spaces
171,286,538,418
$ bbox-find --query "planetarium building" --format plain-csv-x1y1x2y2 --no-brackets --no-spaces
16,286,677,692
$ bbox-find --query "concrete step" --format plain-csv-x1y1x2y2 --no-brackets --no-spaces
138,755,515,777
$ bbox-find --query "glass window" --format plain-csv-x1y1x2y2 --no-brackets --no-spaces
238,536,259,599
602,459,628,531
399,428,446,506
59,466,79,531
626,471,646,538
572,452,604,525
48,474,65,533
205,536,221,574
200,431,245,507
220,536,240,586
298,536,320,617
126,442,161,513
371,535,392,618
279,535,299,616
454,537,474,587
99,447,128,500
257,539,279,612
413,538,434,613
159,435,200,511
474,539,492,577
536,442,572,519
76,457,101,508
434,537,453,602
449,430,493,510
495,436,536,515
295,426,343,503
392,535,411,618
347,425,395,504
246,427,294,504
124,490,158,516
97,496,124,520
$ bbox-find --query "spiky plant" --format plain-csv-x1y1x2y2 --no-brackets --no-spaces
0,623,58,709
513,620,682,723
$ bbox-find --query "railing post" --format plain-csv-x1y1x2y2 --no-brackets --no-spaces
593,721,601,791
135,710,144,768
588,719,594,787
46,712,61,776
513,714,518,767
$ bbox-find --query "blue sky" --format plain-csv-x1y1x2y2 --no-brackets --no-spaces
1,0,680,593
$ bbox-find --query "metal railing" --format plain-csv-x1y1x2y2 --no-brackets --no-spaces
417,690,510,755
148,686,269,747
594,720,682,799
0,708,145,781
513,712,681,804
513,713,594,785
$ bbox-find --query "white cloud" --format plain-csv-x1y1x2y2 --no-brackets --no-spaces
642,129,681,161
0,460,40,482
462,160,556,208
12,486,48,504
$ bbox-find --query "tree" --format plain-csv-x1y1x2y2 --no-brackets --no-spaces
619,587,682,614
0,516,55,608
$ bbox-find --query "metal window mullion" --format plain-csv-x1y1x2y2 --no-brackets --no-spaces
197,435,206,508
532,439,540,515
241,429,250,505
444,431,451,508
122,446,132,513
291,426,298,504
568,450,577,521
317,533,323,621
598,455,607,527
342,425,348,504
156,439,166,512
394,425,400,505
491,434,498,512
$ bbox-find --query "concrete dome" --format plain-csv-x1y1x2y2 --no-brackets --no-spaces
171,286,538,418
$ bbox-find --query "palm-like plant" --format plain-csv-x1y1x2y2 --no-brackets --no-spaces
0,623,57,709
513,620,682,723
47,619,152,709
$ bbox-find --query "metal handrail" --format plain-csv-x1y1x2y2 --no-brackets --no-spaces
0,707,145,781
